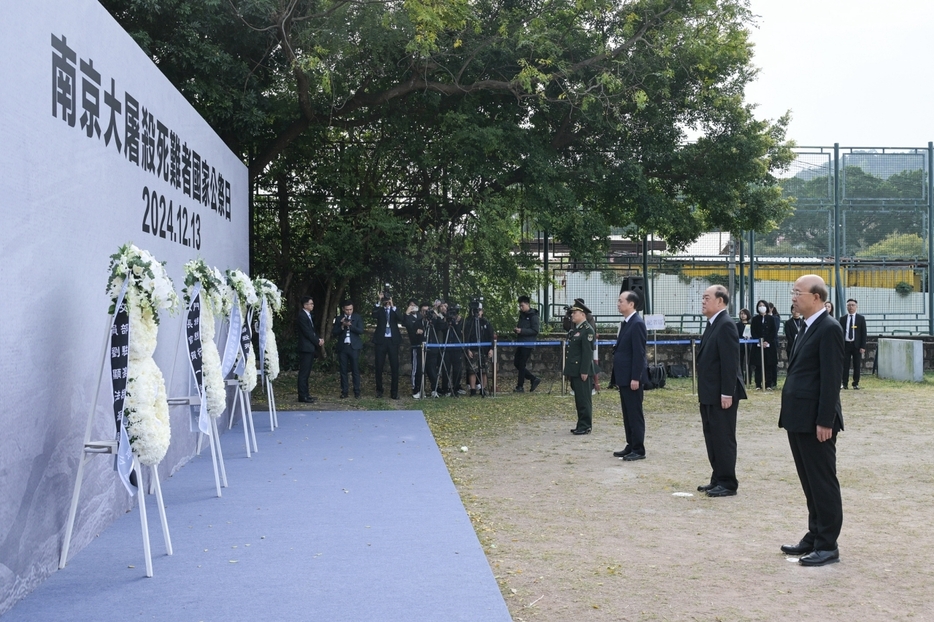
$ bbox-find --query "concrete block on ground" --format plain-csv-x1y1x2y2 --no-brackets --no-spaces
877,338,923,382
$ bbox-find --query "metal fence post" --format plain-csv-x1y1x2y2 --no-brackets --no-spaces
929,142,933,336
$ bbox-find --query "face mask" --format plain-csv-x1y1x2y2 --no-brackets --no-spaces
758,306,766,314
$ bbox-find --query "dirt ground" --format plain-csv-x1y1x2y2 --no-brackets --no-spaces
440,376,934,621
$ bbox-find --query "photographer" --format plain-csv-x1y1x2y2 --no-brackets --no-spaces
434,302,465,396
372,291,403,399
513,295,541,392
403,299,429,398
423,301,445,396
464,299,495,396
331,300,364,398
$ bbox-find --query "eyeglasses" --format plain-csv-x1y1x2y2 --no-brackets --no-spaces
790,289,814,297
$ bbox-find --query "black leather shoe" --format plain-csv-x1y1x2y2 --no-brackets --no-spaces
798,549,839,566
376,392,384,398
340,394,349,399
705,485,736,497
530,377,542,392
852,385,860,390
391,394,399,400
780,540,814,556
514,386,525,393
570,427,592,435
622,452,645,461
612,446,632,458
697,483,715,492
298,397,317,403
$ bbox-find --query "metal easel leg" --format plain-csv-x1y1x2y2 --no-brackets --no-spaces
211,416,228,487
135,459,153,577
150,465,173,556
236,389,252,457
245,389,258,453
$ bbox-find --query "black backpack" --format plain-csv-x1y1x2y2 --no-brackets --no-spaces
643,364,667,390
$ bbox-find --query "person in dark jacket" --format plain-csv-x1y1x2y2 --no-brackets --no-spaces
371,292,404,399
736,308,751,385
332,300,364,398
513,296,541,392
296,296,324,403
696,285,747,497
779,275,844,566
751,299,778,390
565,302,595,434
839,298,867,389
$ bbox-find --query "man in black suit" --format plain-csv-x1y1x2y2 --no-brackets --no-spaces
372,292,403,399
296,296,324,403
779,275,845,566
696,285,747,497
332,300,364,398
612,290,649,461
839,298,867,390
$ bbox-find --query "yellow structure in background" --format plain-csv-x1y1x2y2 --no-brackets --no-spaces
679,263,923,290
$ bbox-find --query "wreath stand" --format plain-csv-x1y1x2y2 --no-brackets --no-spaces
227,378,258,456
60,319,173,577
263,372,278,431
168,311,227,498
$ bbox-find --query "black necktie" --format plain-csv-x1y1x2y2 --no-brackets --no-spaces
847,315,854,341
793,324,807,357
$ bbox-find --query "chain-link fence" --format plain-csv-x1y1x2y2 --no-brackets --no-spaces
547,144,934,336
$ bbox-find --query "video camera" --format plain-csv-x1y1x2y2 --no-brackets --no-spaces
469,297,483,317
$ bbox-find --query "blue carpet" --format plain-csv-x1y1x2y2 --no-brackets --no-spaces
5,410,510,621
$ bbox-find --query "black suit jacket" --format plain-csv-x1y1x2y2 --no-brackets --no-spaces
750,313,778,346
297,310,319,354
613,312,648,384
372,305,403,345
696,311,747,405
779,311,844,433
332,313,364,351
839,313,867,350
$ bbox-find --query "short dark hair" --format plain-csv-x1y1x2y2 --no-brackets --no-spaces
811,282,829,302
711,285,730,306
622,290,640,307
341,299,353,308
518,295,531,304
301,296,313,305
847,298,857,304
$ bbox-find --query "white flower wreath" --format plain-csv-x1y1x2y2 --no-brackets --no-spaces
107,243,178,466
226,269,258,391
253,278,282,381
183,259,227,419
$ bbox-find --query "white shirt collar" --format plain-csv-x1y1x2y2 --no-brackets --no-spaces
803,307,826,329
708,308,726,324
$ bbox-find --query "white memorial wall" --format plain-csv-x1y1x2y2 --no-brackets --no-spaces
0,0,248,612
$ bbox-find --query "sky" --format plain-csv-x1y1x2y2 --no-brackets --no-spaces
743,0,934,148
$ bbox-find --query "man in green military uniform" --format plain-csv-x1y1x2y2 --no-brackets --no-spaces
566,302,596,435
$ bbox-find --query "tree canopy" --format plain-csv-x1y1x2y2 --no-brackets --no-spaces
104,0,793,331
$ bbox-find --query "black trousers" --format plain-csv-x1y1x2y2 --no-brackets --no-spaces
569,375,593,430
374,340,400,397
843,342,862,387
424,350,440,393
437,345,462,392
338,348,361,396
753,344,778,388
297,351,316,399
618,385,646,453
700,402,738,491
787,430,843,551
410,346,424,394
514,347,536,387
